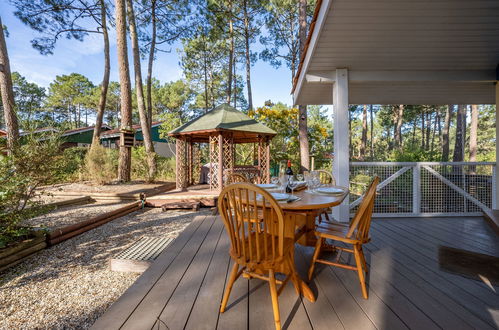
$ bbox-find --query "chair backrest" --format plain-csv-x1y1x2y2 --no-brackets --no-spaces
347,176,379,242
227,172,248,184
316,170,336,185
218,183,285,267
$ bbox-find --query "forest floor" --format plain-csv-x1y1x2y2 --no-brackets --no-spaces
0,206,211,329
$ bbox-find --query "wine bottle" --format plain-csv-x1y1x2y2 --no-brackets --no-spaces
285,160,293,193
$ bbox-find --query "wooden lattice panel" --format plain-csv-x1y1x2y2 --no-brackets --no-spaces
258,137,270,184
209,135,220,190
192,144,201,185
176,138,188,189
222,135,234,187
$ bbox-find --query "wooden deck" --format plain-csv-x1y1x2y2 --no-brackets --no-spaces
92,215,499,330
146,184,218,207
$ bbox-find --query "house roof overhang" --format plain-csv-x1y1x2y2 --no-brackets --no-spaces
292,0,499,105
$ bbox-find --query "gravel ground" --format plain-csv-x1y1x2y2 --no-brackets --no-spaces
0,207,211,329
24,201,130,230
41,181,171,195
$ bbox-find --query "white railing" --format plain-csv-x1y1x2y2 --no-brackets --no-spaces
349,162,496,217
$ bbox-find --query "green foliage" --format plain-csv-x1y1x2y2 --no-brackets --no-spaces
131,146,157,182
46,73,95,129
57,147,87,182
131,147,175,182
0,133,65,247
83,144,118,185
11,72,47,128
11,0,105,55
249,102,332,172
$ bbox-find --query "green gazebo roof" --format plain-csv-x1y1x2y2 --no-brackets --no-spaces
169,104,276,141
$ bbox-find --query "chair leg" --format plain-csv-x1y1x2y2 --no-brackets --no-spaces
353,245,368,299
359,247,368,273
268,269,281,330
308,236,323,280
323,211,331,223
220,263,239,313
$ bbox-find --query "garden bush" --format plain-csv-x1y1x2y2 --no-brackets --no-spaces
0,134,65,248
131,146,175,182
83,144,118,184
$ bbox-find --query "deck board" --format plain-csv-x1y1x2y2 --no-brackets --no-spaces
92,216,499,330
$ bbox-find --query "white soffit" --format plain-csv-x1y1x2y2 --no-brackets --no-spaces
293,0,499,105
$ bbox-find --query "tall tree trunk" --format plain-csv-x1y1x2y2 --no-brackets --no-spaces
360,104,367,160
243,0,253,110
453,105,466,162
469,105,478,162
297,0,309,172
126,0,156,180
146,0,157,128
115,0,132,182
442,105,453,161
425,107,431,150
430,112,437,156
233,56,237,108
0,17,19,153
92,0,110,145
393,104,404,150
369,105,374,160
226,0,234,104
421,110,425,150
203,49,209,112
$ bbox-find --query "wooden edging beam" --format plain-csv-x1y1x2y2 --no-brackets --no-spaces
47,201,142,246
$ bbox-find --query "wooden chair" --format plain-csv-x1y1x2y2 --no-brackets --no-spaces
308,176,379,299
226,172,248,184
316,169,336,185
218,183,300,330
314,170,337,224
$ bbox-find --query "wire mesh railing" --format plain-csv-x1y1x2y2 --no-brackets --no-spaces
350,162,495,217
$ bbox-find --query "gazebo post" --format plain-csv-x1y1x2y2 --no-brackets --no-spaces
175,137,188,191
265,136,271,183
188,139,193,185
218,132,224,190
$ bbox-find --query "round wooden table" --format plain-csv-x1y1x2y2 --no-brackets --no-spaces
274,187,349,246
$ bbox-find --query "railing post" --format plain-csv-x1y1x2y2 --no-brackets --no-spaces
413,163,421,215
493,165,497,209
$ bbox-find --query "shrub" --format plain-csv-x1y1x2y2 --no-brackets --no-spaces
0,134,64,248
156,156,176,181
131,146,175,182
131,146,156,182
56,147,87,182
83,144,118,184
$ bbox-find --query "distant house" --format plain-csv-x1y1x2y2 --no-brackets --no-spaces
59,125,112,148
100,122,175,158
1,125,112,149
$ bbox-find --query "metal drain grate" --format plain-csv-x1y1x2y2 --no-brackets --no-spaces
110,237,173,272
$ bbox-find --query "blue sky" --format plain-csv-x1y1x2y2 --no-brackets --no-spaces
0,1,296,109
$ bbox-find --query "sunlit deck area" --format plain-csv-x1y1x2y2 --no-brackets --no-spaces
92,215,499,330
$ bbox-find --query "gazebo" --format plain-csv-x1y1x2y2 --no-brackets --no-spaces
169,104,276,191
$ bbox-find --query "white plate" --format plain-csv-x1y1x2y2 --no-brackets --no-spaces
256,183,278,189
270,193,290,201
316,187,345,195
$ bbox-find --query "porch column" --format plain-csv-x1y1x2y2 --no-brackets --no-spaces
495,82,499,209
332,68,350,221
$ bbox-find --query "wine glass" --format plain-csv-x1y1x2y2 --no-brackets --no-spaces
288,177,298,195
271,176,279,187
279,174,287,194
304,172,312,192
296,173,304,182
